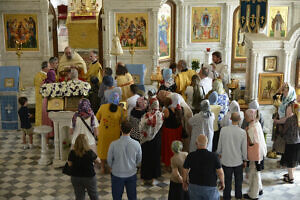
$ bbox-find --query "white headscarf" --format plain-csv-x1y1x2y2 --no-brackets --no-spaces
220,100,244,127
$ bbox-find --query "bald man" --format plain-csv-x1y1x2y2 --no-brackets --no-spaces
217,112,247,200
183,134,224,200
58,46,87,80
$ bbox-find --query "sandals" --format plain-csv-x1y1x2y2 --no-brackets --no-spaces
283,173,289,178
283,176,294,184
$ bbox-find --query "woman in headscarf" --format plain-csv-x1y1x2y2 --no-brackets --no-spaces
96,92,125,174
115,62,134,101
188,100,215,152
209,91,222,152
280,99,300,184
185,74,205,114
168,140,189,200
161,96,183,168
272,83,296,155
221,100,244,128
70,99,99,152
244,109,267,200
103,76,122,103
159,68,177,92
140,98,164,185
241,100,264,130
209,79,229,122
129,97,148,142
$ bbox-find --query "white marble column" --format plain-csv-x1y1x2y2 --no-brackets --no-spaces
249,51,258,101
151,8,159,73
224,3,234,70
103,10,112,68
41,0,50,60
283,49,294,83
177,1,185,61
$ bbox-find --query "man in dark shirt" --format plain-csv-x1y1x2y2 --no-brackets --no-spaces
183,134,224,200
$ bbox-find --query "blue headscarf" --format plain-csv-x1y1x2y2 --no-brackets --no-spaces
278,83,296,118
108,92,120,105
208,91,218,105
163,68,173,82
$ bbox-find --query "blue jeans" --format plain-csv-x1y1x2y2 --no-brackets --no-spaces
188,184,219,200
111,174,137,200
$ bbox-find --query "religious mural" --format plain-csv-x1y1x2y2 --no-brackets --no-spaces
268,7,288,38
116,13,148,49
258,73,283,104
191,7,221,42
158,4,171,59
4,14,39,51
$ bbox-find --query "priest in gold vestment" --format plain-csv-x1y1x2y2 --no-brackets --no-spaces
85,50,103,83
175,60,197,100
34,61,48,126
58,47,87,80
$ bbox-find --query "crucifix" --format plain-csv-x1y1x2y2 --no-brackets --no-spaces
5,104,13,114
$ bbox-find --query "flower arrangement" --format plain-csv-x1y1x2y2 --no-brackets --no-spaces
191,60,200,71
62,138,71,150
40,80,91,98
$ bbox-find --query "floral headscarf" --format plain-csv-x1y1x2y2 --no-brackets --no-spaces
213,79,225,95
108,92,120,105
279,83,296,118
163,68,174,87
200,100,212,118
139,98,163,144
72,98,95,128
171,140,183,153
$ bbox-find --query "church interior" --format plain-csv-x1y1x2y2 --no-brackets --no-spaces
1,0,300,199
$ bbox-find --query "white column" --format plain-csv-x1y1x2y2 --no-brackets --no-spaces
249,51,258,101
224,3,234,70
103,10,112,68
151,8,159,73
41,0,50,60
283,49,293,83
177,2,185,60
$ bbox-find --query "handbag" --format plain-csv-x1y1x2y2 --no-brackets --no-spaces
247,132,260,161
62,162,72,176
79,116,97,141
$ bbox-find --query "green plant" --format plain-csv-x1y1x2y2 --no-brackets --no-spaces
191,60,200,71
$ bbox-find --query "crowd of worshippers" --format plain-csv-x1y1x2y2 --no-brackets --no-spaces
25,48,300,200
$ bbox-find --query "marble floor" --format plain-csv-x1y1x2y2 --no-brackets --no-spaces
0,130,300,200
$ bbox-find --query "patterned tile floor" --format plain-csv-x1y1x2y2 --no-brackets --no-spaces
0,130,300,200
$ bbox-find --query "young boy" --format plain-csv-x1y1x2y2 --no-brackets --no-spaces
18,97,33,149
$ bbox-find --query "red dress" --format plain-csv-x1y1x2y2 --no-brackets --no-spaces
161,108,182,166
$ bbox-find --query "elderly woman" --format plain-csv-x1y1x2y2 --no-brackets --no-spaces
103,76,122,103
115,62,134,101
168,140,189,200
70,99,99,153
209,91,222,152
159,68,177,92
241,100,264,130
96,92,125,174
189,100,215,152
140,98,164,185
185,74,205,114
243,109,267,200
280,100,300,184
129,97,148,142
272,83,297,155
221,100,244,128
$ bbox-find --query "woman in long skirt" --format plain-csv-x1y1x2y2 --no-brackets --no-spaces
140,98,164,185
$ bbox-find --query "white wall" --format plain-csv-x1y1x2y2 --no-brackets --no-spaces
0,0,51,88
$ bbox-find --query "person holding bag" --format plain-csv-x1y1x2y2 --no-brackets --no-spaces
70,99,99,153
68,134,100,200
243,109,267,200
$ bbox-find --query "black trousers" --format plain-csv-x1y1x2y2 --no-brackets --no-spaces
222,164,243,200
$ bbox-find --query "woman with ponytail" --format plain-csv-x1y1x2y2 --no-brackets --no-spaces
96,92,125,174
185,74,205,114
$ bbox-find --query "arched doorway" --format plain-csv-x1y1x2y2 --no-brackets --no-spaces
158,0,176,68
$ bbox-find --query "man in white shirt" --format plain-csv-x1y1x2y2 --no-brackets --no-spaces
127,84,141,118
217,112,247,200
199,66,213,95
209,51,230,92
